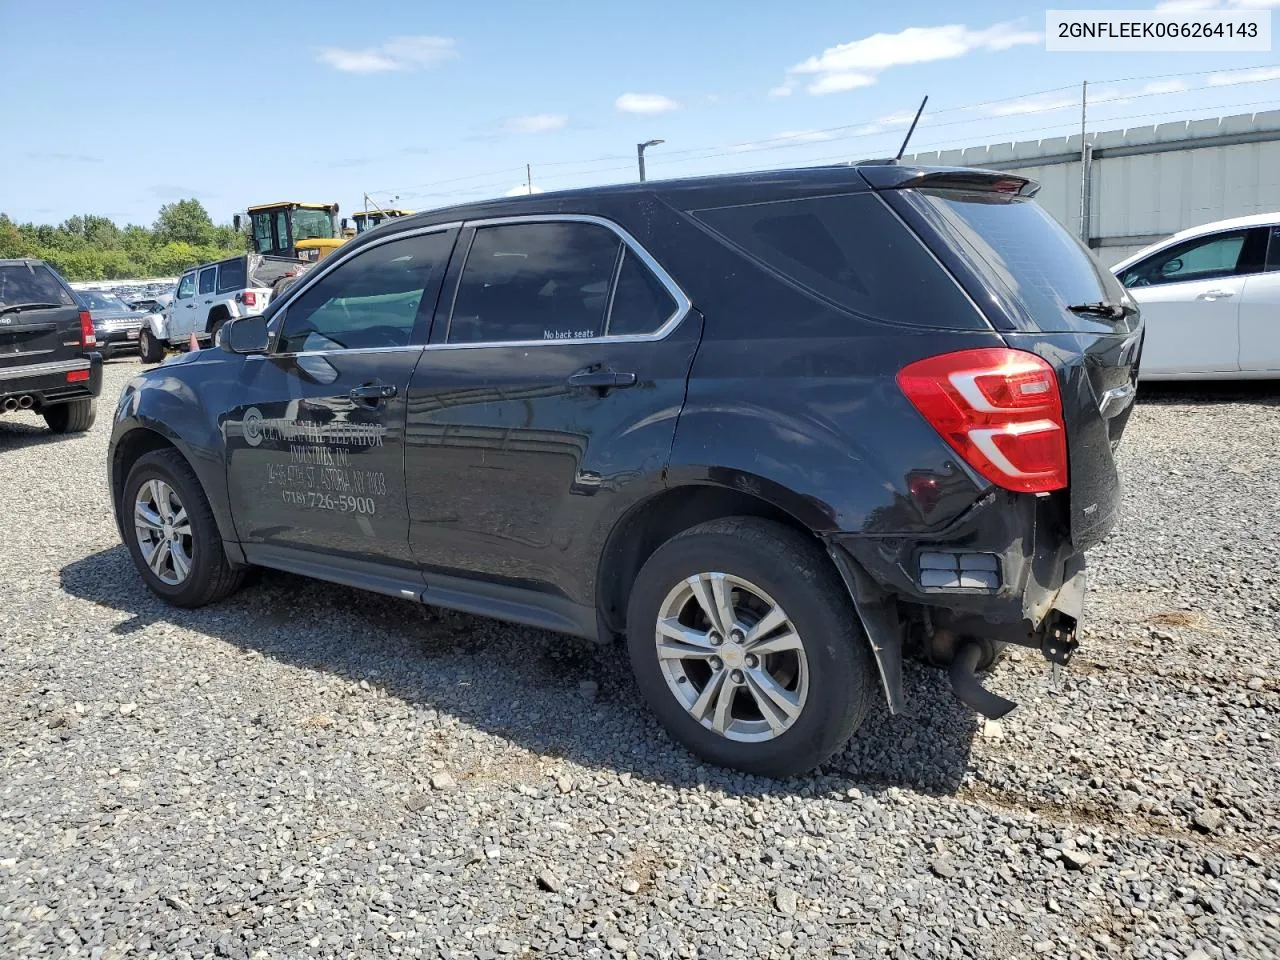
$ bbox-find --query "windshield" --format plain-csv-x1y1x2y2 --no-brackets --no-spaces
0,264,74,308
900,189,1132,333
79,291,129,311
355,214,384,233
292,208,335,241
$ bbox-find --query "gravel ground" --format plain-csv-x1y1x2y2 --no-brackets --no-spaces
1,358,1277,960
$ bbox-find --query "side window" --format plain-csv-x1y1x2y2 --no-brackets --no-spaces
176,273,196,299
448,222,621,344
1120,230,1249,287
278,231,454,353
1267,226,1280,273
252,215,273,253
217,258,247,293
198,267,217,295
607,249,678,335
275,212,289,250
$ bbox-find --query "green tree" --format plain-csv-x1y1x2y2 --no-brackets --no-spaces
154,199,216,246
0,216,30,258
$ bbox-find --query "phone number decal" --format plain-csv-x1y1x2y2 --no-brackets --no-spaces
280,491,378,514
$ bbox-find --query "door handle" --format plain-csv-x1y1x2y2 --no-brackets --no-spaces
1196,290,1235,301
349,383,398,402
566,369,638,390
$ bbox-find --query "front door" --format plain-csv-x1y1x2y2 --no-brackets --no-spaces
223,226,457,572
169,271,197,342
404,218,700,605
1120,226,1269,376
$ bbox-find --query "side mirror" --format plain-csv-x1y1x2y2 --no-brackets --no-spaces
221,314,269,355
341,217,351,231
233,214,242,232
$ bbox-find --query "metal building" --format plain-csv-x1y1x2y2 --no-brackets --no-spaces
906,110,1280,267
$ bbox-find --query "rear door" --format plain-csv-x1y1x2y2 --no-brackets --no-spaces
0,262,82,375
879,175,1142,550
1239,224,1280,373
403,216,700,604
1115,227,1270,376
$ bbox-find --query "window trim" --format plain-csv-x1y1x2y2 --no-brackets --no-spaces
262,223,461,358
434,214,691,350
1120,228,1255,288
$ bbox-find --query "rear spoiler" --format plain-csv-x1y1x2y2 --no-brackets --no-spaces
855,164,1040,198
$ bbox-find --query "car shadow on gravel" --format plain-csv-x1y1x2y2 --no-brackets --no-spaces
1136,380,1280,406
0,420,66,450
60,545,980,798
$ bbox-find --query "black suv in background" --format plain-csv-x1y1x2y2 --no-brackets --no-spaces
108,165,1142,777
1,259,102,433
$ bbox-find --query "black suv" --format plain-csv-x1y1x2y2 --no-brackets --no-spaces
1,259,102,433
109,165,1142,776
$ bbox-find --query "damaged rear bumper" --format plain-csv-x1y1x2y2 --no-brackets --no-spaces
826,488,1091,717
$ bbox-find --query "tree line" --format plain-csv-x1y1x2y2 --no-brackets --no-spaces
0,199,245,281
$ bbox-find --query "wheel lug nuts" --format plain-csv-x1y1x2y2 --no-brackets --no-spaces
745,655,758,668
730,669,744,684
710,634,723,646
730,629,744,642
710,657,723,671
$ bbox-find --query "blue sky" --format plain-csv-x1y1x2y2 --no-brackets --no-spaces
1,0,1277,226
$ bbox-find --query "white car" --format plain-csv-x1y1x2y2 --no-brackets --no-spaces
1113,214,1280,380
139,255,302,363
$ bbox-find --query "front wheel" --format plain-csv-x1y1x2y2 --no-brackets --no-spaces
122,449,246,607
626,517,878,778
43,398,96,434
138,328,164,363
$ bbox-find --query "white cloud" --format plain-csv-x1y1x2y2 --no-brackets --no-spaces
1208,66,1280,85
787,21,1040,95
317,35,458,73
615,93,680,114
1142,79,1191,94
768,83,795,99
504,183,545,197
985,92,1079,117
1157,0,1280,8
503,114,568,134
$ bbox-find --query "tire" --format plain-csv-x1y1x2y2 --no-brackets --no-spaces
139,328,164,363
207,317,226,348
43,398,96,434
121,448,246,608
626,517,878,778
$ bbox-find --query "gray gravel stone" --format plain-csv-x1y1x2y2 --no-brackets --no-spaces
2,364,1278,960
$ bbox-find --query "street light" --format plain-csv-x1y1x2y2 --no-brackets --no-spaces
637,139,665,182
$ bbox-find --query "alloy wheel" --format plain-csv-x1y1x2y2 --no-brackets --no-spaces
655,572,809,742
134,478,193,586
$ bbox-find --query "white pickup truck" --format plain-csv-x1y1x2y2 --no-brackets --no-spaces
139,254,306,362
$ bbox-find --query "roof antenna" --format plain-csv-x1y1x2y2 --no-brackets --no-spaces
894,95,929,162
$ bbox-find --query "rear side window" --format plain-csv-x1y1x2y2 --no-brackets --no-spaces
608,249,677,335
448,222,622,344
198,267,217,295
0,264,74,308
217,258,247,293
691,193,985,330
1268,226,1280,272
898,189,1131,332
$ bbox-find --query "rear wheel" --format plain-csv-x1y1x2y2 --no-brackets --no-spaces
138,328,164,363
43,398,96,434
122,449,246,607
626,517,877,778
207,317,226,348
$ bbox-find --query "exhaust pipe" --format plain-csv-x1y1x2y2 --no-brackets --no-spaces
17,395,33,410
950,642,1017,719
2,398,17,412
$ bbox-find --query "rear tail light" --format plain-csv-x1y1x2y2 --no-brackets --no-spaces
66,369,90,383
897,348,1067,493
78,310,96,348
238,291,258,307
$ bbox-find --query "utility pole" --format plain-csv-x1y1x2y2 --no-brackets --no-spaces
1078,80,1089,243
637,139,665,182
526,163,532,195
